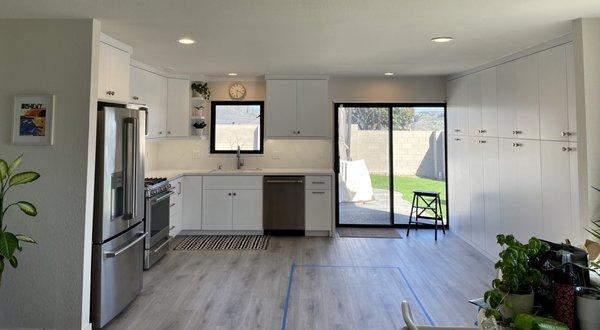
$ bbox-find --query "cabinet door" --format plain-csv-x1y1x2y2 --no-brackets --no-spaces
514,55,540,139
305,190,332,231
481,67,498,137
468,73,483,136
169,178,184,235
182,176,203,230
568,142,580,240
146,72,168,138
296,79,329,137
482,138,501,259
500,139,542,242
167,78,190,137
497,62,517,138
446,79,460,135
447,136,460,233
266,80,297,137
202,190,233,230
130,66,147,104
468,137,485,250
109,46,131,103
566,43,577,142
498,138,519,238
232,190,263,230
541,141,573,242
539,45,569,141
449,136,470,241
98,42,112,101
457,77,470,135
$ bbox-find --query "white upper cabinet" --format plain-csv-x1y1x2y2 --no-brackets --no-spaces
539,45,570,141
130,63,190,139
296,79,329,137
447,76,468,135
266,78,329,138
446,79,459,135
480,67,498,137
266,80,297,137
468,73,483,136
566,43,577,142
513,55,540,139
166,78,191,137
98,40,131,104
497,60,517,138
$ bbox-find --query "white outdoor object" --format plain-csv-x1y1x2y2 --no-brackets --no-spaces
401,301,477,330
339,159,374,202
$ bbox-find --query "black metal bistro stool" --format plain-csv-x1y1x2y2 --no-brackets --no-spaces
406,190,445,240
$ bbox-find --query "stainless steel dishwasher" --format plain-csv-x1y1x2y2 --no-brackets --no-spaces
263,176,305,235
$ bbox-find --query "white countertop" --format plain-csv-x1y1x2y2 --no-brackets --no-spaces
146,168,335,180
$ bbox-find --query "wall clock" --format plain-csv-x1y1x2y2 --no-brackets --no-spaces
229,82,246,99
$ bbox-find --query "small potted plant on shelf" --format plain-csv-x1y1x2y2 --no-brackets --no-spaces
191,81,210,100
0,155,40,286
577,186,600,330
484,234,550,322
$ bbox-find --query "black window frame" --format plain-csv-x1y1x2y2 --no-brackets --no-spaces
210,100,265,154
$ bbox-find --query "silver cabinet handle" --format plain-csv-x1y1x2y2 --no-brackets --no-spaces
158,131,163,135
512,142,523,147
178,181,182,195
106,91,111,95
312,191,326,194
454,129,461,132
266,180,304,183
512,130,522,135
132,96,139,101
478,140,487,144
170,203,176,207
562,146,574,152
561,131,573,137
311,181,325,184
454,138,461,141
478,129,487,134
105,232,147,258
167,131,171,135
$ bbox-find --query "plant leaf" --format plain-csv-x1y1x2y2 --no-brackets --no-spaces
9,171,40,187
17,201,37,216
0,232,18,259
8,255,17,268
8,155,22,174
15,234,37,244
0,160,7,180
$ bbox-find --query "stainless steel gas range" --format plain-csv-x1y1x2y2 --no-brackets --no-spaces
144,177,173,269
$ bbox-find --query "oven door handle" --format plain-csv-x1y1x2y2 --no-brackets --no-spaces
153,236,174,253
150,191,174,204
105,232,147,258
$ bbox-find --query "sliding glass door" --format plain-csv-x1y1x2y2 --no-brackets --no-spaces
336,104,447,227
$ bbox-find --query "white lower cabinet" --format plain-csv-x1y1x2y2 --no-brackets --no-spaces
232,190,263,230
498,139,542,243
169,177,183,236
482,138,501,258
202,190,233,230
305,189,332,231
182,176,203,230
468,137,486,251
540,141,576,242
448,136,471,242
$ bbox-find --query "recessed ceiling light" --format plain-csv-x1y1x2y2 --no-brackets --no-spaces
178,38,195,45
228,73,238,76
431,37,453,43
384,72,394,76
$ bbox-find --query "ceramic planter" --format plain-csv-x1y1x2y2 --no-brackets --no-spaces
577,291,600,330
499,291,534,319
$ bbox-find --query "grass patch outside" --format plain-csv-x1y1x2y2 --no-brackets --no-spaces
370,174,446,218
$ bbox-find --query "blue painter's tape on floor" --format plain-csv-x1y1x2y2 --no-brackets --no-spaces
280,264,435,330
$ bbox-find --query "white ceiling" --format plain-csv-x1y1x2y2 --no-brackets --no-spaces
3,0,600,77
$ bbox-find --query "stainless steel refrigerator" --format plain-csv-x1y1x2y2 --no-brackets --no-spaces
91,103,146,328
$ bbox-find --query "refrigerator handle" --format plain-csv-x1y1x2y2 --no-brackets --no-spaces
123,117,136,220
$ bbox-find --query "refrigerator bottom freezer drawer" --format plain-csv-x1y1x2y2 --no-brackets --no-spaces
91,222,145,328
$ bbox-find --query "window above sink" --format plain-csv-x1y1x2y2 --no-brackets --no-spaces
210,101,264,154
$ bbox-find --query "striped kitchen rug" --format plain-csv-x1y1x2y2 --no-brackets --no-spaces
173,235,270,250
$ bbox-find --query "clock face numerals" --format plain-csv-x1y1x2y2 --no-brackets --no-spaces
229,83,246,99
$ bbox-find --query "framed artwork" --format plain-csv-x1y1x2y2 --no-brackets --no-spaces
12,95,55,145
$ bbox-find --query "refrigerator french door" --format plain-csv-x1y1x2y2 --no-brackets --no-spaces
91,104,146,328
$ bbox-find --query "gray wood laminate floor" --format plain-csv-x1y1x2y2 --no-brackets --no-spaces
106,230,494,330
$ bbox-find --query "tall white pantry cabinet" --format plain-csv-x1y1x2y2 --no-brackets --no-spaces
447,42,580,261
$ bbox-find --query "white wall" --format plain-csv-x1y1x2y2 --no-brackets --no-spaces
148,77,447,171
573,18,600,237
0,19,98,329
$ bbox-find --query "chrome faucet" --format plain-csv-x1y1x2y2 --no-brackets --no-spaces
236,146,244,170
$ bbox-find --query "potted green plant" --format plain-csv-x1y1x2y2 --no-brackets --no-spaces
577,186,600,330
191,81,210,100
484,234,550,321
0,155,40,285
